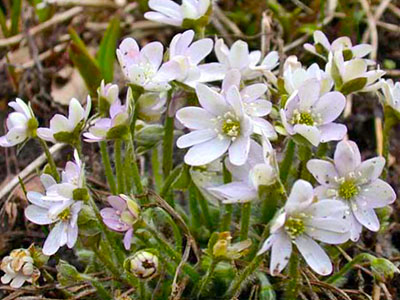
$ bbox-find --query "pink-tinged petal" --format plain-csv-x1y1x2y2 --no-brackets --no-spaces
355,157,385,183
68,98,85,128
352,44,372,58
305,199,349,218
280,109,295,135
43,222,64,255
170,30,194,57
246,100,271,117
307,159,339,187
313,92,346,124
103,218,130,232
176,107,213,129
187,38,213,65
293,124,321,146
27,191,51,208
252,118,277,139
36,128,56,143
285,180,314,214
257,234,277,255
177,129,216,148
357,179,396,208
226,86,244,117
222,70,241,93
25,205,53,225
141,42,164,71
83,132,104,143
241,84,268,102
67,224,78,248
184,137,230,166
107,195,127,211
298,79,321,111
319,123,347,143
0,135,13,147
1,274,13,284
229,135,250,166
229,40,250,70
334,140,361,176
154,60,181,82
295,235,332,276
144,12,182,26
100,208,119,220
270,231,292,275
208,182,257,203
10,276,26,289
197,63,227,82
118,38,139,59
195,83,228,116
215,39,230,65
148,0,181,18
123,228,134,250
352,204,380,232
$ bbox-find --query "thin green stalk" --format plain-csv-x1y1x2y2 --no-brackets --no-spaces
196,259,218,298
382,106,397,179
298,144,312,181
99,141,117,194
239,202,251,241
139,281,147,299
151,146,163,192
193,184,213,231
114,139,125,194
128,138,147,204
160,165,182,198
124,144,134,193
79,274,113,300
38,138,59,182
284,253,299,299
279,139,295,184
90,245,122,279
225,255,264,298
188,183,202,229
325,253,375,285
162,90,174,179
220,163,233,231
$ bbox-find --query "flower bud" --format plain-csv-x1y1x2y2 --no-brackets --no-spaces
98,80,119,115
125,251,159,280
137,93,166,122
371,258,399,281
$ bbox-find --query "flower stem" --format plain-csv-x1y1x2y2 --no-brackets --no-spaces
279,139,295,184
192,183,213,231
151,146,163,193
99,141,117,194
196,259,218,298
220,162,233,231
114,139,125,194
38,138,59,182
188,182,202,229
128,138,148,204
284,253,300,300
162,90,175,179
298,144,312,181
239,202,251,241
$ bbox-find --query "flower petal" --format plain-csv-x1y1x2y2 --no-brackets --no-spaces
177,129,217,148
257,234,277,255
293,124,321,146
176,107,213,129
355,157,385,183
229,135,250,166
334,140,361,176
187,38,213,65
357,179,396,208
184,137,230,166
68,98,85,128
352,204,380,232
148,0,181,19
229,40,250,70
123,228,134,250
307,159,339,187
270,231,292,275
144,12,182,26
25,205,53,225
313,91,345,124
285,179,314,214
195,83,228,116
319,123,347,143
298,79,321,111
43,222,64,255
208,182,257,203
107,195,127,211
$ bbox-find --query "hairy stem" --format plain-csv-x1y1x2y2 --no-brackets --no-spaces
196,259,218,298
284,253,299,299
239,202,251,241
99,141,117,194
114,139,125,194
220,162,233,231
279,139,295,184
162,90,174,179
38,138,59,182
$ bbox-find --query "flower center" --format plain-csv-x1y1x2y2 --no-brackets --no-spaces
219,112,241,139
338,180,359,200
292,111,315,126
58,208,71,221
285,217,305,239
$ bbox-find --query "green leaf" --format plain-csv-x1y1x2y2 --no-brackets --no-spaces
11,0,22,35
96,18,120,82
0,9,9,37
340,77,367,95
68,28,103,96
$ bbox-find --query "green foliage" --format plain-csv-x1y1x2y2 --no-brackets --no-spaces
10,0,22,36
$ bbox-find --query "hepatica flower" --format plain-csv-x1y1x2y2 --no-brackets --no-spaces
167,30,224,87
98,80,119,115
209,140,276,203
117,37,179,92
307,140,396,241
100,195,140,250
258,180,350,276
215,39,279,80
304,30,373,60
280,79,347,146
144,0,210,27
0,98,38,147
381,79,400,112
221,70,276,139
176,83,253,166
37,97,91,144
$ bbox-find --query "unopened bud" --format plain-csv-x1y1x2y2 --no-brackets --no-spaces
125,251,159,280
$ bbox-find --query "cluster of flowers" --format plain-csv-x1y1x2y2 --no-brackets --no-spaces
0,0,399,287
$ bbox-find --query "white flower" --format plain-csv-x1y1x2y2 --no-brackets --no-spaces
307,140,397,241
167,30,225,87
176,83,253,166
304,30,373,60
37,97,91,143
1,249,40,288
221,70,277,140
215,39,279,80
117,37,180,92
208,140,276,203
0,98,37,147
257,180,350,276
144,0,210,27
381,79,400,112
326,50,385,93
280,79,347,146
